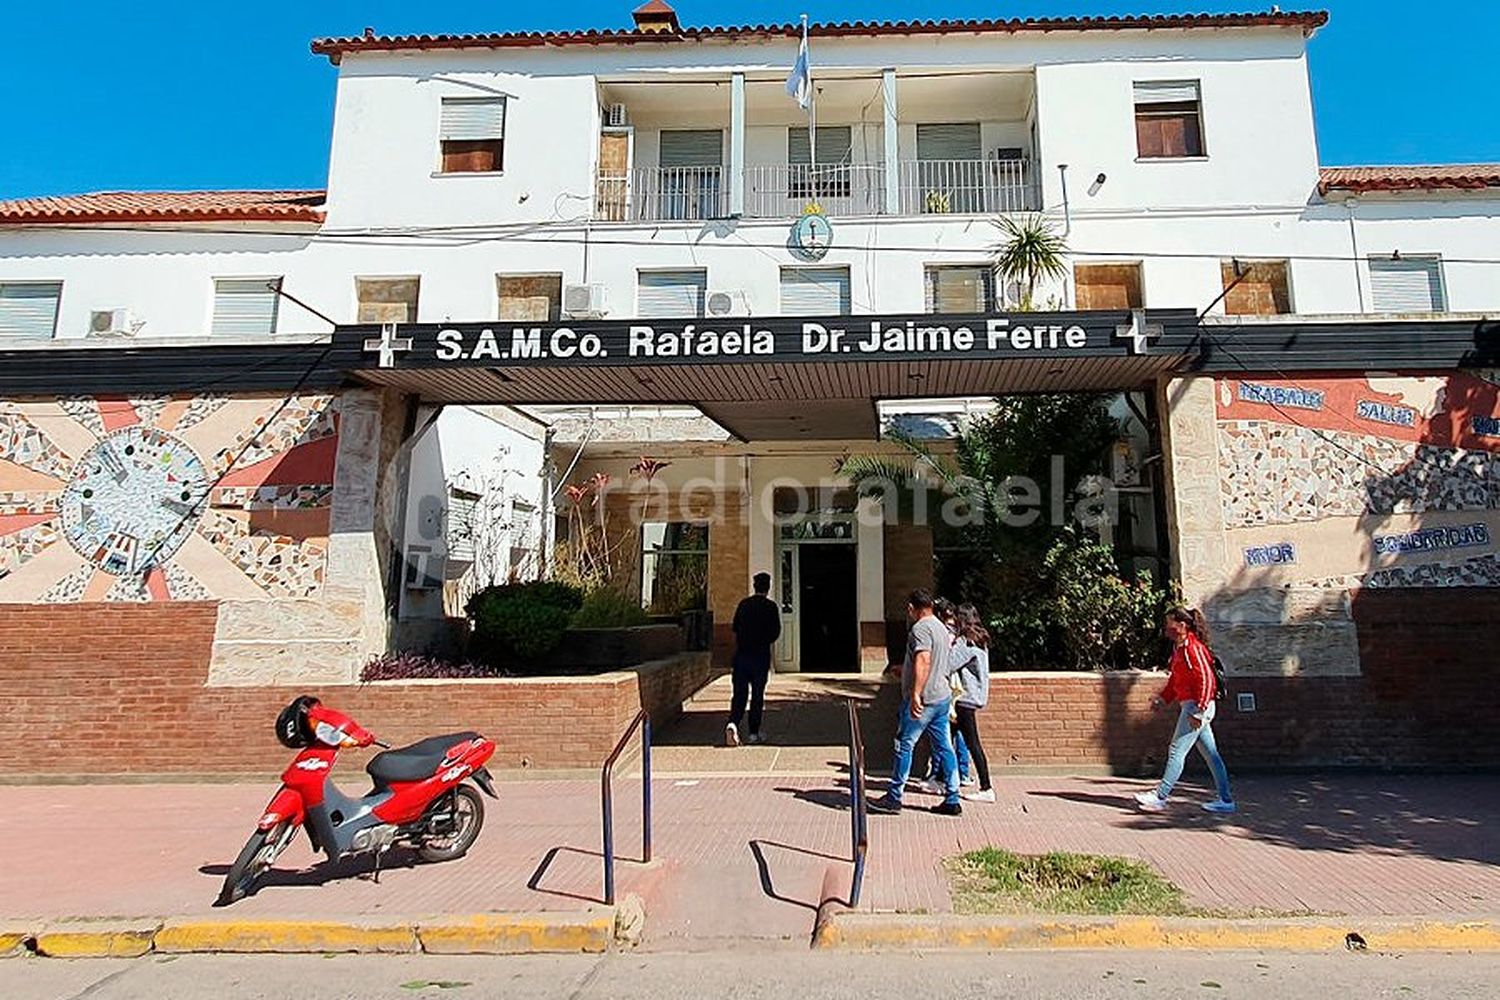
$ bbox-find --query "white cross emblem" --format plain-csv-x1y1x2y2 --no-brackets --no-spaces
1114,309,1164,356
363,322,413,369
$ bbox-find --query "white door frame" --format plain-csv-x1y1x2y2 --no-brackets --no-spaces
774,514,859,673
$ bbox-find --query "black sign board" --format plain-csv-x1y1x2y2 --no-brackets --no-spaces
349,309,1203,370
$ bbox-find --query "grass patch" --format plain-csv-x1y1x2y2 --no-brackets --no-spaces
947,848,1191,916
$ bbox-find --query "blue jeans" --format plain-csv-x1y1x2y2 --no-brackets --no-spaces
889,697,959,806
1157,701,1233,802
925,723,970,782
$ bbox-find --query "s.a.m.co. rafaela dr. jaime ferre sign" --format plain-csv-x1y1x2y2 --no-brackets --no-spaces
420,314,1127,365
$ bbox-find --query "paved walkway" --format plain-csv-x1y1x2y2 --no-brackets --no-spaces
3,770,1497,947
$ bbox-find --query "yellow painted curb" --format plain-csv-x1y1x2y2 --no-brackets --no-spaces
0,930,33,958
814,915,1500,953
33,921,161,958
153,919,418,954
417,912,616,954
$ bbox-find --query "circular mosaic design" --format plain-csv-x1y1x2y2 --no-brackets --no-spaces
60,426,212,575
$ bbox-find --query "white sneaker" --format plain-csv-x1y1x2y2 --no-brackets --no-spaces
724,723,740,748
1134,790,1169,812
747,732,766,745
1202,799,1238,815
920,778,947,796
960,775,978,788
961,788,996,803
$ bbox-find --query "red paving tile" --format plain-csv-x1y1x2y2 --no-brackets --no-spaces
2,772,1496,946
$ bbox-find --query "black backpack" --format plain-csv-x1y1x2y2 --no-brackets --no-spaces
1210,654,1229,703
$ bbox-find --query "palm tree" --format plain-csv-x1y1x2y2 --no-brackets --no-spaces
992,214,1069,310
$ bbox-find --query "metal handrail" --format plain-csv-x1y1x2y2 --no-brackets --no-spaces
601,708,652,906
846,699,869,908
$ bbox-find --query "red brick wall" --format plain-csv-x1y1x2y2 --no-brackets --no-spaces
0,603,712,777
866,588,1500,773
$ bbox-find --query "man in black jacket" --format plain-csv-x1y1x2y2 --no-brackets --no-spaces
727,572,782,746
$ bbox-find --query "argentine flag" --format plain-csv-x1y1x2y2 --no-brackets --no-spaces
785,17,812,109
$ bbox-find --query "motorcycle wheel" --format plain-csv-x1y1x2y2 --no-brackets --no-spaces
217,821,292,906
417,784,485,863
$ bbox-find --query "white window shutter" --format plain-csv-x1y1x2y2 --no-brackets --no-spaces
212,278,281,336
916,123,982,161
659,130,723,168
440,98,506,141
1134,81,1202,105
1369,258,1446,313
789,127,853,166
780,268,851,315
637,270,707,318
0,283,62,338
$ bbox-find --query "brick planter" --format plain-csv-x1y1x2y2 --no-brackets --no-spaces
0,603,712,778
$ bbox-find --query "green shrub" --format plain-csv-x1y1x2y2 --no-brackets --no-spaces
570,588,651,629
465,580,584,667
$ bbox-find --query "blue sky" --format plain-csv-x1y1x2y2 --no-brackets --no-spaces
2,1,1496,198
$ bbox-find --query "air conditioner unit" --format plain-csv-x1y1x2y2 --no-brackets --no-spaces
88,308,136,337
562,283,608,319
606,103,629,128
705,289,750,317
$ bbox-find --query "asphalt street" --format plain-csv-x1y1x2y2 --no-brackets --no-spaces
4,949,1498,1000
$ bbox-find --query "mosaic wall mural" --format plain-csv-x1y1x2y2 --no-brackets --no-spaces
0,393,338,603
1216,372,1500,589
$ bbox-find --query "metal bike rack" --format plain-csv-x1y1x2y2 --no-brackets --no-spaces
846,699,869,907
601,708,652,906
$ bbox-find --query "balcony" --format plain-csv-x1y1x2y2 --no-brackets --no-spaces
594,72,1041,222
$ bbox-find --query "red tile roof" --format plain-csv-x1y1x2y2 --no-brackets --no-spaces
1319,165,1500,196
312,11,1329,62
0,190,327,226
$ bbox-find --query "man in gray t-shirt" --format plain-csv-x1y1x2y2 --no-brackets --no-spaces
869,588,962,816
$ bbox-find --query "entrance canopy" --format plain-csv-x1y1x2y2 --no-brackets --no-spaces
345,309,1201,440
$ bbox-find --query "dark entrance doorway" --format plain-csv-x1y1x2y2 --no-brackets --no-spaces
797,544,858,672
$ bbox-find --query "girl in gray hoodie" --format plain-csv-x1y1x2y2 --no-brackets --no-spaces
952,604,995,803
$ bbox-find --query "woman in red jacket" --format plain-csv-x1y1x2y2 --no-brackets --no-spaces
1135,607,1236,814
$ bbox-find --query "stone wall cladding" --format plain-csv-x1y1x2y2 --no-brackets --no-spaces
1219,421,1500,528
0,602,712,775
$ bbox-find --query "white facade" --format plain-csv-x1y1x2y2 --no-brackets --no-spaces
4,10,1500,664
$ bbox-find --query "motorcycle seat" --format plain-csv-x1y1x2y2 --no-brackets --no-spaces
366,732,482,785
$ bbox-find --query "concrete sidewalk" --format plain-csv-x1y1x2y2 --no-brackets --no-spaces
2,772,1497,949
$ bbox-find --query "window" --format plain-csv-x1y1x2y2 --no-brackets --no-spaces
0,282,62,339
211,278,281,336
658,130,724,220
640,522,709,614
789,126,853,198
916,124,984,213
497,274,562,322
1134,81,1205,159
1369,256,1447,313
1074,264,1144,311
637,270,707,319
780,267,851,315
1221,260,1292,316
356,277,420,323
439,97,506,173
925,266,994,313
445,486,481,564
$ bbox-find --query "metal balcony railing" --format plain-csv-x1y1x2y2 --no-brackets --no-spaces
744,163,885,218
898,158,1038,215
596,166,726,223
595,158,1039,221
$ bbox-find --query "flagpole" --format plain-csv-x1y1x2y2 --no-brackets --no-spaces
803,14,816,189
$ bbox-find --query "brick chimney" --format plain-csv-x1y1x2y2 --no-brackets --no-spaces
632,0,681,33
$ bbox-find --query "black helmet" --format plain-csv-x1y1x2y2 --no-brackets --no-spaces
274,695,321,749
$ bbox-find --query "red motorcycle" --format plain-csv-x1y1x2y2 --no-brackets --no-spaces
218,696,497,905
